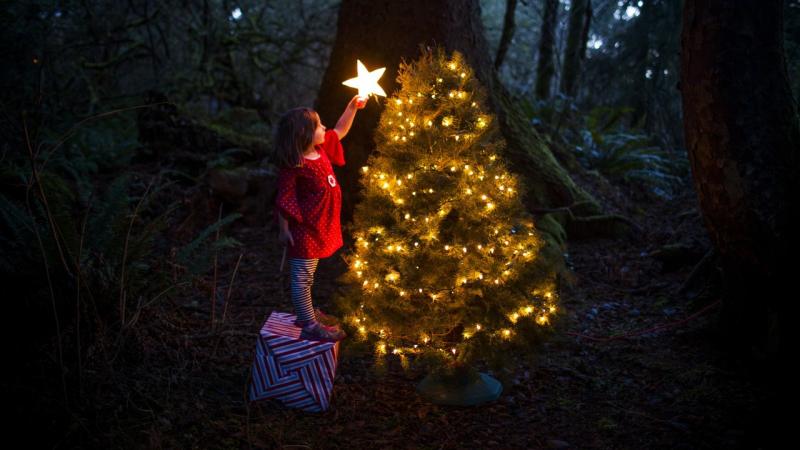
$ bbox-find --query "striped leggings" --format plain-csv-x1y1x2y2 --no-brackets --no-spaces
288,258,319,323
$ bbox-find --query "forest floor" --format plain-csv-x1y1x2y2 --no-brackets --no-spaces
40,159,778,449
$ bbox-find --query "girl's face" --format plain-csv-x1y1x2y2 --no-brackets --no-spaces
312,116,326,147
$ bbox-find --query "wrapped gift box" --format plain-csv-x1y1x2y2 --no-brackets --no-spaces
249,311,340,412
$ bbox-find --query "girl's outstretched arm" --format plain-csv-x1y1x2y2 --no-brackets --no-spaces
334,95,367,139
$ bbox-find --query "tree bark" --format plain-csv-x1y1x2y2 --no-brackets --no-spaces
535,0,558,100
494,0,517,70
560,0,591,97
315,0,609,276
680,0,799,366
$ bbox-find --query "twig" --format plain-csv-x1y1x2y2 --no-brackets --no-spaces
677,248,715,295
223,252,244,324
24,117,73,278
211,203,222,329
143,282,189,309
76,189,95,398
121,176,156,327
23,116,68,408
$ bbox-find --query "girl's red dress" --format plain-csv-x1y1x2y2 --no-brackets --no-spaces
274,129,344,259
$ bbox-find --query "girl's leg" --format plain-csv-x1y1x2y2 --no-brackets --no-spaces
288,257,319,323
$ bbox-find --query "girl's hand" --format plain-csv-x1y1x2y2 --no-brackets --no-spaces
351,95,368,110
278,227,295,247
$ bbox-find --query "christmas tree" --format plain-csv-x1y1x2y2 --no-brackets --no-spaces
335,48,560,378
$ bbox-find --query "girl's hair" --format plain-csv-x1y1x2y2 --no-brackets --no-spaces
274,107,320,168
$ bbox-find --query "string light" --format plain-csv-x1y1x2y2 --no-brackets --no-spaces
345,53,559,360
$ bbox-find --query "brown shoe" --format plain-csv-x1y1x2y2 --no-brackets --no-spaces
314,308,341,327
299,320,346,342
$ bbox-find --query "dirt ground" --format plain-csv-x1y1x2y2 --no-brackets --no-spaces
27,164,779,449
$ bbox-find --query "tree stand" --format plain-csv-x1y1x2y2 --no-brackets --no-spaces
416,365,503,406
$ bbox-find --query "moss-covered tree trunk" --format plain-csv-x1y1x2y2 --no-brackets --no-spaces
315,0,610,276
680,0,799,366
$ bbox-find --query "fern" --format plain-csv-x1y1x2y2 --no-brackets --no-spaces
84,173,132,266
519,95,689,199
206,148,254,170
176,212,243,276
583,129,688,197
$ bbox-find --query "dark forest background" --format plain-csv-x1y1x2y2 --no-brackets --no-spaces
1,0,798,448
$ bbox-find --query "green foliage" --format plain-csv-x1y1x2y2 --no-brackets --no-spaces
1,112,242,326
186,105,273,167
520,94,689,199
0,163,243,323
176,212,243,276
23,113,140,208
206,148,255,170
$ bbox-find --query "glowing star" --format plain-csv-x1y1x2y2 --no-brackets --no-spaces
342,60,387,100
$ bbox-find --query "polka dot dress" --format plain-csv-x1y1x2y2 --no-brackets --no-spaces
275,129,345,259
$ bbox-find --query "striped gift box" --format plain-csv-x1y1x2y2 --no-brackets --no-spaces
249,311,340,412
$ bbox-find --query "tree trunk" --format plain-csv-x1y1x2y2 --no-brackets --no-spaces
628,1,652,129
680,0,799,367
560,0,591,97
578,0,592,68
315,0,609,275
535,0,559,100
494,0,517,70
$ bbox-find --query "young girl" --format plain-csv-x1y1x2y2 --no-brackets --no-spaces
273,95,367,342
